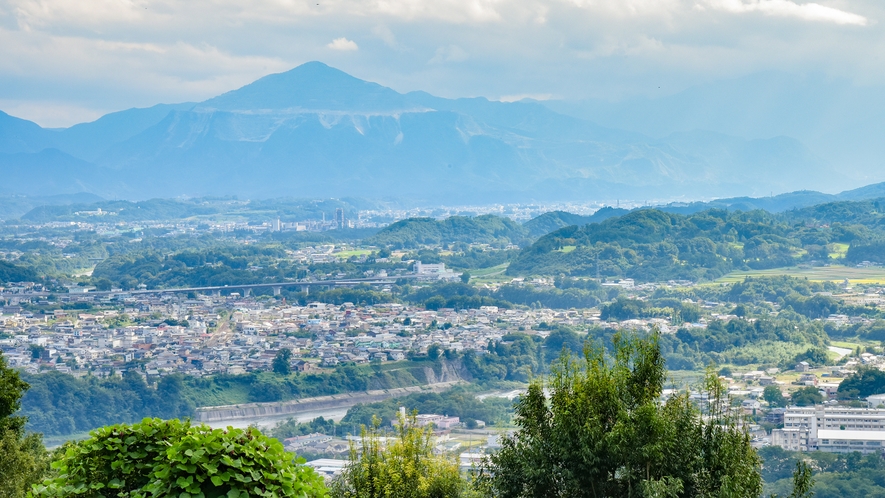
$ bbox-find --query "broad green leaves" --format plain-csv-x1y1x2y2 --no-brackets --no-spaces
31,418,327,498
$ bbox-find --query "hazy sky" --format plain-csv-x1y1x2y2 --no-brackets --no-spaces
0,0,881,127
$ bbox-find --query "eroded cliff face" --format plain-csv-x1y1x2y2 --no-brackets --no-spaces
422,359,471,385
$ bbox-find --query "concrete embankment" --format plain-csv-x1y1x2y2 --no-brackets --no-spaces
195,381,462,423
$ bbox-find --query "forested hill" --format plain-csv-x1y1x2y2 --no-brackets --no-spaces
522,207,628,238
507,208,880,281
365,215,530,248
786,197,885,227
0,260,37,283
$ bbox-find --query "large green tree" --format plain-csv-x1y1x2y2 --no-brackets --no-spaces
0,352,48,498
273,348,294,375
478,332,764,498
763,385,787,408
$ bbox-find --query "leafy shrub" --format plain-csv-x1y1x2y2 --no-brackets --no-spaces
32,418,327,498
330,414,468,498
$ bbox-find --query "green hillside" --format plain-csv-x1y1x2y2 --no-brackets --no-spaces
507,208,875,281
522,207,628,237
366,214,530,248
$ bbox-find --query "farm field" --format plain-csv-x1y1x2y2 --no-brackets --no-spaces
469,263,510,284
716,265,885,284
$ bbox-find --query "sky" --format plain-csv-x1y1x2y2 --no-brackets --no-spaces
0,0,882,127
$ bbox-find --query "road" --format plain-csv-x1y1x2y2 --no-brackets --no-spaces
0,275,419,300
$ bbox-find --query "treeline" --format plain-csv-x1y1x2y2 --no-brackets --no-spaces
521,207,628,238
19,363,432,437
344,386,513,428
401,282,513,311
20,371,193,436
406,246,517,270
846,241,885,264
761,446,885,498
192,365,427,405
91,245,407,290
0,260,37,283
600,297,702,322
656,276,881,321
506,207,883,281
366,215,531,248
18,196,372,224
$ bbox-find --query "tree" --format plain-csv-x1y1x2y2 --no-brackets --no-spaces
837,366,885,398
427,344,442,361
273,348,294,375
0,352,48,498
32,418,326,497
792,386,824,407
542,327,584,364
764,385,787,408
794,347,829,367
460,272,471,284
478,331,765,497
424,296,447,311
330,414,468,498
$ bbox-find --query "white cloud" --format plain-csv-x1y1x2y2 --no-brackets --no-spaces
372,25,397,47
0,0,881,126
429,44,469,64
707,0,868,25
327,37,359,51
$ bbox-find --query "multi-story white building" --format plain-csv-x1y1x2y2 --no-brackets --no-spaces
772,406,885,453
414,262,461,281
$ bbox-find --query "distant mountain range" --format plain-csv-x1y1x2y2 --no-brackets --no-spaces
654,181,885,215
542,71,885,192
0,62,857,202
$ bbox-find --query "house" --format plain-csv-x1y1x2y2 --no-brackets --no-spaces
742,399,762,415
798,373,818,386
795,361,810,372
293,360,315,373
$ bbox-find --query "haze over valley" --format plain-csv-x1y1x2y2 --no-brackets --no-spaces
5,1,885,497
0,62,870,203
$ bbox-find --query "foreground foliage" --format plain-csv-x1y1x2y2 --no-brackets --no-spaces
479,332,765,497
0,352,48,498
330,414,469,498
32,418,327,498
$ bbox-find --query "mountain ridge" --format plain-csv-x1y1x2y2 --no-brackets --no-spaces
0,62,844,201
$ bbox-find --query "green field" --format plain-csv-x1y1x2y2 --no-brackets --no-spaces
333,249,373,258
829,243,850,259
717,265,885,284
469,263,510,283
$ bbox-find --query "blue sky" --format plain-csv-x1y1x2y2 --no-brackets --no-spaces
0,0,880,127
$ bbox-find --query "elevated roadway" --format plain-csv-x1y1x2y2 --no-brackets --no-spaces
0,275,420,300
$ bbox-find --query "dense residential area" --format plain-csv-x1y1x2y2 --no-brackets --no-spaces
5,193,885,497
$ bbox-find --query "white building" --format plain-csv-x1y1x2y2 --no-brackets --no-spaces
817,430,885,454
772,406,885,452
414,262,461,281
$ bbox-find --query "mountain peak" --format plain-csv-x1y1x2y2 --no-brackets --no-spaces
198,61,409,112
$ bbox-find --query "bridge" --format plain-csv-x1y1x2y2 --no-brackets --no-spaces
0,275,421,300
